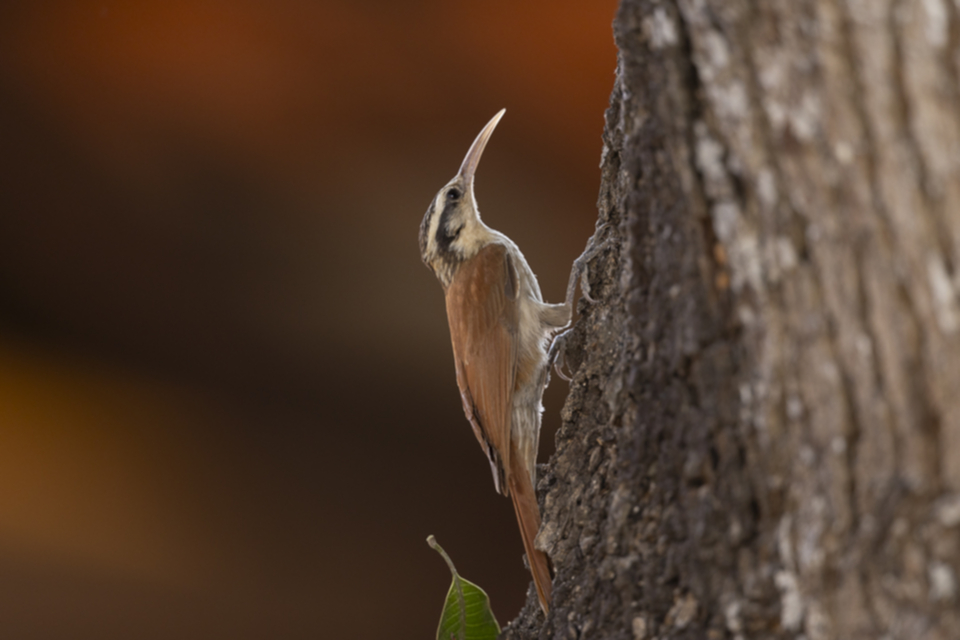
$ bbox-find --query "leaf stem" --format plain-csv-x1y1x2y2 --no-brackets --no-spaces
427,535,467,640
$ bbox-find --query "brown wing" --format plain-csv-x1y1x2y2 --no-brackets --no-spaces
445,243,519,496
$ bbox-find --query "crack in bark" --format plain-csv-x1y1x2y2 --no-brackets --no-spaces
829,0,916,631
887,0,946,492
947,0,960,115
891,0,958,278
674,4,737,329
888,0,933,200
836,0,906,477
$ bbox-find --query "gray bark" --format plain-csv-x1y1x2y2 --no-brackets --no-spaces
505,0,960,638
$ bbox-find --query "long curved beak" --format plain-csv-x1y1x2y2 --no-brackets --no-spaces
457,109,506,186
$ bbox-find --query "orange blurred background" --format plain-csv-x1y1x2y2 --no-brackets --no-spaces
0,1,617,637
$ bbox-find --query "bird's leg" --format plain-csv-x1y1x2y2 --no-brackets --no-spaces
549,222,616,380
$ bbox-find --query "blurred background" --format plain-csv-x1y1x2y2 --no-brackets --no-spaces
0,1,617,637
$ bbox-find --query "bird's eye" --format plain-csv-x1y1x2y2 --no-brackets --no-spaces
446,188,461,201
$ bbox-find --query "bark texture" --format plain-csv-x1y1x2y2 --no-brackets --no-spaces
505,0,960,638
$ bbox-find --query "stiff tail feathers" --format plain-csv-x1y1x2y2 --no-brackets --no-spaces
508,470,552,614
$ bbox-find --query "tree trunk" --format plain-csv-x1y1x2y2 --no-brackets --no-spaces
505,0,960,638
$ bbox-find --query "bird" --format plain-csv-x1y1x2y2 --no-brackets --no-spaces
418,109,571,614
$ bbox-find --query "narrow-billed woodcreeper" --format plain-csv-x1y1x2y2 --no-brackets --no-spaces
419,110,570,613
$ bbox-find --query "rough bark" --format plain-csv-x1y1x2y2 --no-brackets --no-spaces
504,0,960,638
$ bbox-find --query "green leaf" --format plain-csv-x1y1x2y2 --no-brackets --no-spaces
427,535,500,640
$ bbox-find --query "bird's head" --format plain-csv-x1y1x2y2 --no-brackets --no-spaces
419,109,505,287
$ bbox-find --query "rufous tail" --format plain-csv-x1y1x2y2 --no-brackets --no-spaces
508,469,552,613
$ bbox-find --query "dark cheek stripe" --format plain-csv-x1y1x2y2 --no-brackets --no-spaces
435,200,459,254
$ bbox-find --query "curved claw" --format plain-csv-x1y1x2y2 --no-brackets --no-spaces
548,328,574,382
554,354,573,382
551,221,615,382
579,263,598,305
565,222,616,310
